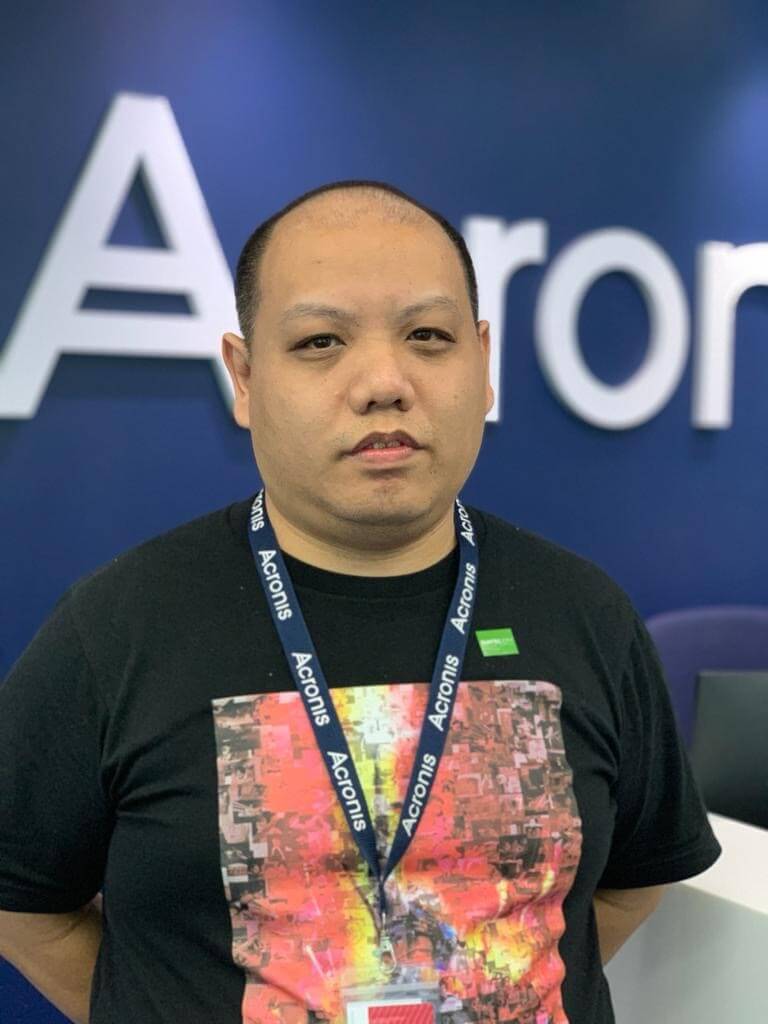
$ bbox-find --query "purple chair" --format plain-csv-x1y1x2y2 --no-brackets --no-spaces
645,605,768,746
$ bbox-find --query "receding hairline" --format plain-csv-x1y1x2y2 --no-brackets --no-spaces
263,189,449,270
276,185,433,226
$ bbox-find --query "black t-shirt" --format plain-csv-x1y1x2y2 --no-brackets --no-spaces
0,498,721,1024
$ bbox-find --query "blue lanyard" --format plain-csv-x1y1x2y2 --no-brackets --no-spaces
247,489,479,918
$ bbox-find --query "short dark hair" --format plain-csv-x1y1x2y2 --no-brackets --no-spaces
234,179,479,344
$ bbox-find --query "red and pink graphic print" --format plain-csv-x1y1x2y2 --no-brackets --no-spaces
212,680,582,1024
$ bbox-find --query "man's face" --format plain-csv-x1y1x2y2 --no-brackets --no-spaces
224,197,493,543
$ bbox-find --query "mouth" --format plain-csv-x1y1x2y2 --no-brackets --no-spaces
346,430,422,465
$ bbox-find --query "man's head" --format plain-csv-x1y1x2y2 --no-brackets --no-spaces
233,180,480,344
222,180,493,553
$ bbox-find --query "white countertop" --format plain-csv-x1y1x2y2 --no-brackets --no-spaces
683,813,768,914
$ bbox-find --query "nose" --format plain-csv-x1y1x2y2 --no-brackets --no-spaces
346,338,416,415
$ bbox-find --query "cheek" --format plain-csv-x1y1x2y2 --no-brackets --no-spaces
447,382,487,462
439,375,486,434
249,381,323,462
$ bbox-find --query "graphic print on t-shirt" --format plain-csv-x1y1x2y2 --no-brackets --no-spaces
212,680,582,1024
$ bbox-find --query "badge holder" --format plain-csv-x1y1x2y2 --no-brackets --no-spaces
341,981,440,1024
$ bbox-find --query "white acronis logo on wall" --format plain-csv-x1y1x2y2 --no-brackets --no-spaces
465,217,768,430
1,91,766,428
0,92,237,420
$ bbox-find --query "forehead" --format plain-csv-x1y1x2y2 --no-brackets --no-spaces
258,197,467,315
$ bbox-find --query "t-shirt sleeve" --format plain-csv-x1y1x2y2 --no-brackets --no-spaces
597,610,722,889
0,592,111,912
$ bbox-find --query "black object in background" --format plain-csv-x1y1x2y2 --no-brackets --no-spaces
690,671,768,830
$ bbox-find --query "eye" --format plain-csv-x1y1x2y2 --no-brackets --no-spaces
410,328,454,344
295,334,343,351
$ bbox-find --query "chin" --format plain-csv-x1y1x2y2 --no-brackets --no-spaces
333,489,438,528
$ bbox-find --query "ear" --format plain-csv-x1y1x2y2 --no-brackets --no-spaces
478,320,495,415
221,332,251,428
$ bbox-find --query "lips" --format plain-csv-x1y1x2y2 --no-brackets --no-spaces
349,430,420,454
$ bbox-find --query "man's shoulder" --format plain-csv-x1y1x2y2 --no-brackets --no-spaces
66,495,254,616
472,505,635,617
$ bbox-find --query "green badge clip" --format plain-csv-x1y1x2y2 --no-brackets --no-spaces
476,627,519,657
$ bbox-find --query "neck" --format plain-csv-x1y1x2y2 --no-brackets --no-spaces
263,493,457,577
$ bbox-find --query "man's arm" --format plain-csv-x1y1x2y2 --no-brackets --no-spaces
0,897,103,1024
593,884,666,964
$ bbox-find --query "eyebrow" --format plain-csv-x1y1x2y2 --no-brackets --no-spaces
278,294,462,328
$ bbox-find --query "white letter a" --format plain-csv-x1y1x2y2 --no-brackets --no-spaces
0,92,237,419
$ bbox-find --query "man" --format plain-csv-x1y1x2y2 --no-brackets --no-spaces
0,180,720,1024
